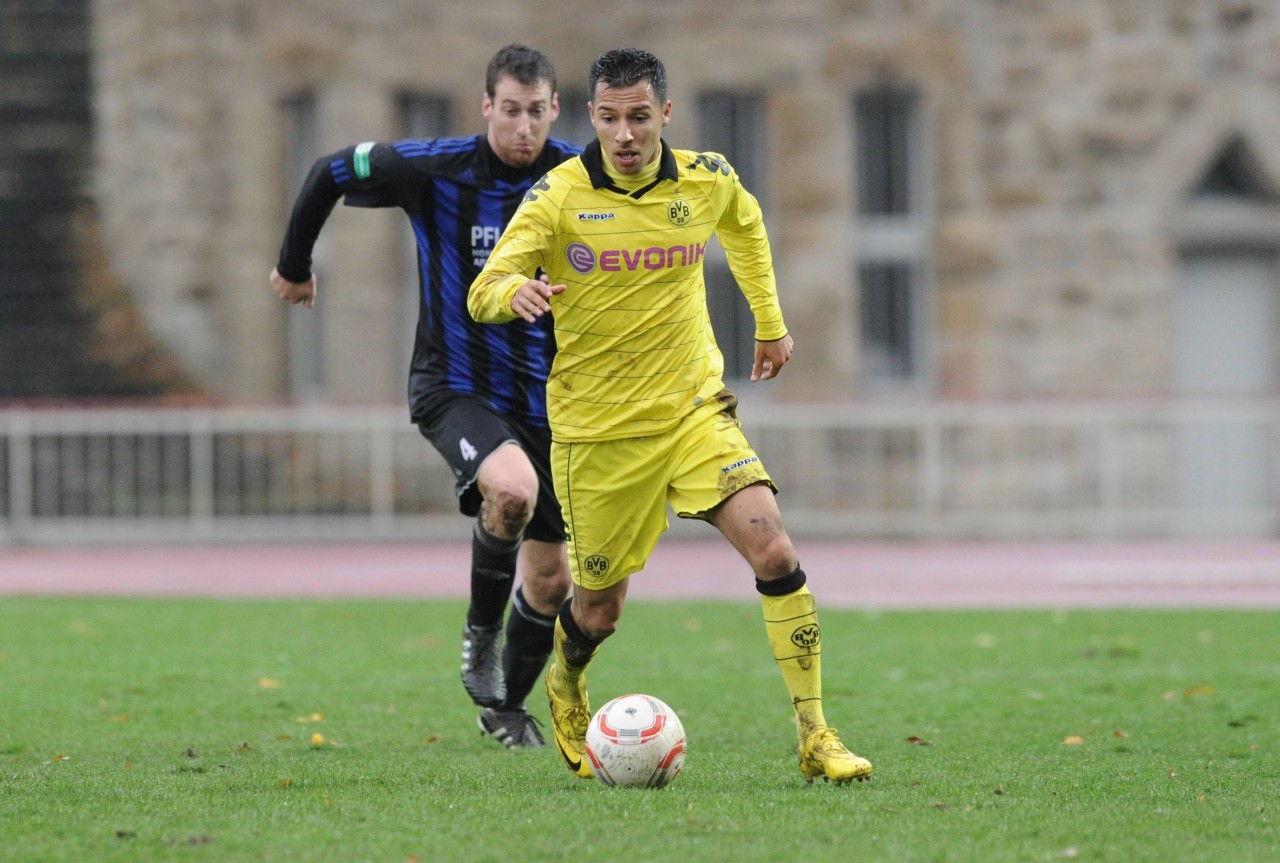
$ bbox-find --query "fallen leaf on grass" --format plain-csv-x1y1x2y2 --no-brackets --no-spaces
906,736,931,746
310,733,327,746
164,835,214,847
1063,736,1085,746
115,830,136,840
257,677,283,689
294,712,325,723
1183,685,1215,699
1113,730,1129,738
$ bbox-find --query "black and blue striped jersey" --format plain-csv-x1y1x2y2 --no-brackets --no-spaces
276,134,582,428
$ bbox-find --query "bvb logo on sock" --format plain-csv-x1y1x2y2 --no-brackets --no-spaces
790,624,821,649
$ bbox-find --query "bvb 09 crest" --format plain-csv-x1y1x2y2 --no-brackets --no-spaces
668,198,691,226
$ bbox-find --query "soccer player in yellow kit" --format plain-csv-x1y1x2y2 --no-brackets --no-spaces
469,47,872,784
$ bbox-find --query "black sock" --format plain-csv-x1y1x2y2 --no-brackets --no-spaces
502,586,556,709
756,564,807,597
466,521,519,629
557,598,603,670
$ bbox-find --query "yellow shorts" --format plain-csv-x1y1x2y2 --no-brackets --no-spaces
552,391,776,590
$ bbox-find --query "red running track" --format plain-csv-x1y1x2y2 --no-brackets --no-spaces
2,539,1279,608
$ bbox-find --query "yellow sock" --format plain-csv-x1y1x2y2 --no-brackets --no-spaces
550,616,595,701
761,584,827,739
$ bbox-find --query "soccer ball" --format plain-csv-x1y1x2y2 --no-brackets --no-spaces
584,693,686,788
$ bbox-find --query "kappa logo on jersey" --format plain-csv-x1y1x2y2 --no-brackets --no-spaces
459,437,478,462
577,212,616,222
522,176,551,204
667,199,691,226
721,456,760,474
690,153,731,176
564,241,707,275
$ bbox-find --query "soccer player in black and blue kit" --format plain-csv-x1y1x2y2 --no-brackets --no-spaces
270,45,580,749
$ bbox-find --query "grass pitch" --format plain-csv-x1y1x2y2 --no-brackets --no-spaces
1,597,1277,862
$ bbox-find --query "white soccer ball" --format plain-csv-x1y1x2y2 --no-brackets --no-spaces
584,693,687,788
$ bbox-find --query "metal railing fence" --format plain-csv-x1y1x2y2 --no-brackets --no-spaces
2,400,1277,545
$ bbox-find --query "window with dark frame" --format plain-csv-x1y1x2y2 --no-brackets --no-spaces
697,89,767,381
856,87,915,217
555,88,595,150
281,91,325,399
853,86,926,388
858,261,915,379
398,91,452,141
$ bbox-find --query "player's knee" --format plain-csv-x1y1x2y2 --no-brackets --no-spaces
573,597,621,641
480,486,535,537
523,567,571,610
752,533,799,581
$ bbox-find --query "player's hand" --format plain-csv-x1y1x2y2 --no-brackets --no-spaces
510,273,565,323
270,267,317,309
751,334,793,382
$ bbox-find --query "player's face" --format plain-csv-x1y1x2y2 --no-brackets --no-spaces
483,74,559,169
589,80,671,176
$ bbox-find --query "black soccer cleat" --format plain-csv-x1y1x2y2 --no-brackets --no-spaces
460,623,505,707
478,707,546,749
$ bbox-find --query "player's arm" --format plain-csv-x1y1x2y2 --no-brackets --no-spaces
711,157,791,378
469,180,564,324
272,142,416,308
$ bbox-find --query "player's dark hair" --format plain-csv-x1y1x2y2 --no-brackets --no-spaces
588,48,667,105
486,43,557,96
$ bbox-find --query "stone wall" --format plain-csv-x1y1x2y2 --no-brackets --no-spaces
87,0,1280,402
0,0,191,399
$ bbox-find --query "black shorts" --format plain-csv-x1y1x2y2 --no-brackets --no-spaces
417,397,566,543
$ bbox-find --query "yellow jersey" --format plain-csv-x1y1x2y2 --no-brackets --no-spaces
468,139,787,442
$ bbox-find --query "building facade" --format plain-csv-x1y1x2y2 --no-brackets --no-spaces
89,0,1280,406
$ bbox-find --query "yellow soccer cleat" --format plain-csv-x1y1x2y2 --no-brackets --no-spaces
797,726,873,785
544,665,594,779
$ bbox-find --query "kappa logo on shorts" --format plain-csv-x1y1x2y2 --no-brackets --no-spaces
584,555,610,577
459,437,478,462
791,624,821,649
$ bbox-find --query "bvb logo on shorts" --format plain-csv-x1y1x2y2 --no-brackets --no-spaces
584,555,610,577
667,199,691,226
791,623,821,649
